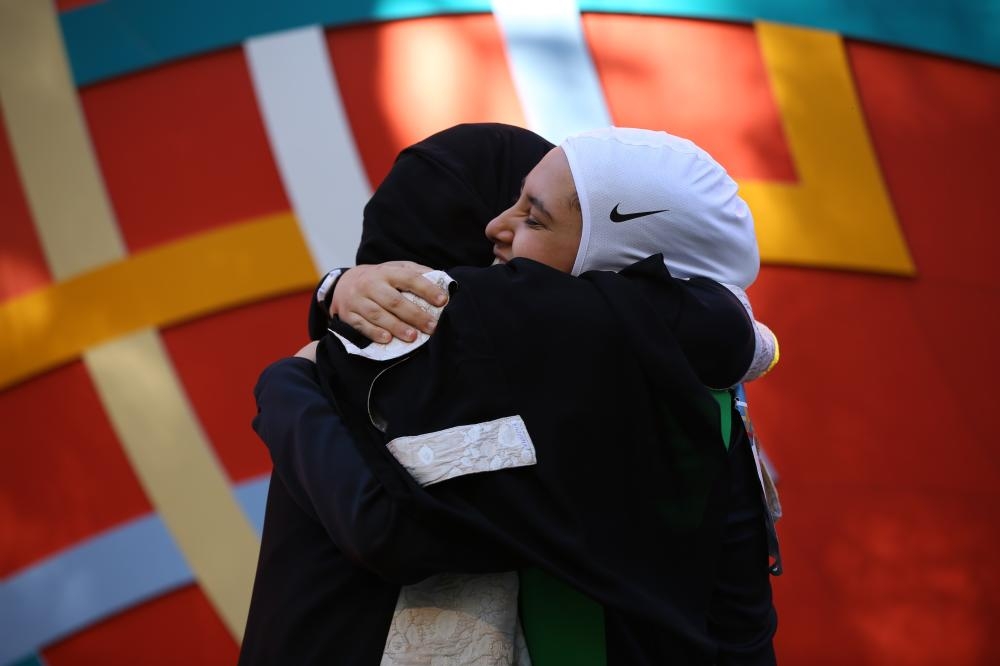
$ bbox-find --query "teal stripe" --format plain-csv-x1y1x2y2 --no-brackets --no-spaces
59,0,999,88
6,654,46,666
580,0,1000,68
60,0,490,87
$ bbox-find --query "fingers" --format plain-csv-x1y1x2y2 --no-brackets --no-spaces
370,285,438,339
348,295,419,343
340,302,397,344
330,262,448,343
392,269,448,308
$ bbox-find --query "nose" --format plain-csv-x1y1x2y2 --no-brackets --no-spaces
485,208,515,245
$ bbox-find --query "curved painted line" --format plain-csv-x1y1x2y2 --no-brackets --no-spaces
1,0,270,653
83,331,263,640
58,0,1000,88
491,0,611,143
0,23,919,394
741,22,914,275
0,476,269,665
245,26,372,273
0,0,125,279
0,213,317,391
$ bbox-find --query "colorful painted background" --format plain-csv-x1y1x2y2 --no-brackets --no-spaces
1,1,999,663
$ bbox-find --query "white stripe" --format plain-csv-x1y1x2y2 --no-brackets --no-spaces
491,0,612,144
245,26,371,273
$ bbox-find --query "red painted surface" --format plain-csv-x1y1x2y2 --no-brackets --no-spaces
584,14,797,182
327,15,526,188
0,108,52,301
79,47,289,252
4,12,1000,665
741,41,1000,665
43,584,238,665
850,44,1000,289
0,361,151,577
56,0,105,12
162,291,311,482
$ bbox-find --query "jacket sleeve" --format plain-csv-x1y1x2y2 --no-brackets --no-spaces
307,269,348,341
252,356,516,582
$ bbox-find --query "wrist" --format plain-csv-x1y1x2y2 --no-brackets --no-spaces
317,268,347,316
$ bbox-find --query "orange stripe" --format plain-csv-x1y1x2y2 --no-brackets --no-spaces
0,213,316,390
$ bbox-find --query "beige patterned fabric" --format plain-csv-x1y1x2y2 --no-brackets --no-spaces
722,283,780,385
381,572,531,666
382,417,538,664
386,416,536,487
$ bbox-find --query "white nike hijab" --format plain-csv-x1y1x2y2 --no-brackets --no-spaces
561,127,759,290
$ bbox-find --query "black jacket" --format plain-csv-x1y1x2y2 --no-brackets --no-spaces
244,256,755,665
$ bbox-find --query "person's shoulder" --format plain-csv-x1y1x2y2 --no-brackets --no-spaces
448,258,581,290
445,260,610,333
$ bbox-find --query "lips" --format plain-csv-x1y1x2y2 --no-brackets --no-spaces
493,248,509,264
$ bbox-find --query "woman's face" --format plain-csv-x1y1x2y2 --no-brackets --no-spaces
485,147,582,273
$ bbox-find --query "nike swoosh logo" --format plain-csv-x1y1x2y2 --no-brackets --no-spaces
609,203,669,223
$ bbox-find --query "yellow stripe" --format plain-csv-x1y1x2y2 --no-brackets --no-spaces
0,1,311,641
84,330,263,638
0,212,316,387
744,22,915,275
764,331,780,376
0,0,124,279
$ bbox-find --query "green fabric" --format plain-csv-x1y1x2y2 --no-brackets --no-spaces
712,389,733,450
519,567,606,666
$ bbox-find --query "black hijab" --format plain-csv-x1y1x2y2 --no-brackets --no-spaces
356,123,554,268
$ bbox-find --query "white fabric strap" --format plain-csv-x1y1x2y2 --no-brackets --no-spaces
315,268,343,304
387,415,536,487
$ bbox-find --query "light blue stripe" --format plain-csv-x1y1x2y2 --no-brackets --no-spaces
0,475,269,665
0,516,190,664
58,0,1000,88
237,474,270,535
492,0,611,144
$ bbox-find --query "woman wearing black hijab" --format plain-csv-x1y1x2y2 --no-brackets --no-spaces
241,124,776,665
307,123,554,344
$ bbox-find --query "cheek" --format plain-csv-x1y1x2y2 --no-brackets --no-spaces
512,233,544,261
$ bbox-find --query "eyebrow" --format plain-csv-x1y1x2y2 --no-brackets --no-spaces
527,195,554,222
520,176,554,223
